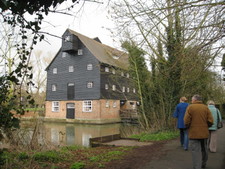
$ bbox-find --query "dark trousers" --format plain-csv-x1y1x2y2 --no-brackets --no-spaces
189,139,208,169
180,128,189,149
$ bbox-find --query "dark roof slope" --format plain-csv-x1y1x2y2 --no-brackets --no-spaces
68,29,129,69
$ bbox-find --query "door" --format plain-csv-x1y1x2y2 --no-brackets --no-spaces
66,103,75,119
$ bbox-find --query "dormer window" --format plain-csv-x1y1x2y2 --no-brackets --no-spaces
78,49,83,55
65,35,70,42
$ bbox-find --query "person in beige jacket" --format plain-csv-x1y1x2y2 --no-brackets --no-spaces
184,94,214,169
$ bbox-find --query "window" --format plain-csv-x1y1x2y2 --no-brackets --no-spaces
53,68,57,74
127,87,130,93
67,83,74,99
83,100,92,112
130,102,136,109
105,67,109,72
121,72,124,76
78,49,83,55
52,101,59,112
112,85,116,91
105,84,109,90
87,82,93,88
126,73,130,78
65,35,70,42
69,66,74,72
112,68,115,74
113,101,117,108
62,52,67,58
122,86,125,92
52,84,57,91
106,100,109,108
133,88,136,93
87,64,93,70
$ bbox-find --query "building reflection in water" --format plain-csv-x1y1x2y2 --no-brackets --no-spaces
44,122,121,147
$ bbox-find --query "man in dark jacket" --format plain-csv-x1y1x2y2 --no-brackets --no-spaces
184,94,213,169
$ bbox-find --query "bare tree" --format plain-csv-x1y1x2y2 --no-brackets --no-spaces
110,0,225,128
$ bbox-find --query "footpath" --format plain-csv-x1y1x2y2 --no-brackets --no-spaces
142,121,225,169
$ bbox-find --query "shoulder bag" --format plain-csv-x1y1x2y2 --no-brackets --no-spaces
217,110,223,129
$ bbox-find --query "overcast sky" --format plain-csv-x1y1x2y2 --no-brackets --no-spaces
35,1,116,56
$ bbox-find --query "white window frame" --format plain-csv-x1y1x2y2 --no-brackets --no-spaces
112,85,116,91
52,84,57,91
126,73,130,78
83,100,92,112
112,68,115,74
122,86,126,92
105,84,109,90
87,82,93,88
62,52,67,58
105,67,109,72
121,71,124,76
133,88,136,93
69,66,74,72
105,100,110,108
113,101,117,108
65,35,70,42
52,101,59,112
53,68,57,74
87,64,93,70
127,87,130,93
78,49,83,55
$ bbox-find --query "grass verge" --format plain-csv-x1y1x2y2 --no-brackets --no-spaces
130,130,179,141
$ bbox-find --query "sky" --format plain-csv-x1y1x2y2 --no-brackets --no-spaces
34,1,116,57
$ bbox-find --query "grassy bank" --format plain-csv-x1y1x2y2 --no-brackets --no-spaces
130,130,179,142
0,145,133,169
0,130,179,169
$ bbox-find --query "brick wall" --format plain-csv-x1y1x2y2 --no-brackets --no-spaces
45,99,122,123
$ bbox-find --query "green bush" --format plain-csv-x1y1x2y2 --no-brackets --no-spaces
70,162,85,169
18,152,29,160
0,150,12,166
33,151,61,163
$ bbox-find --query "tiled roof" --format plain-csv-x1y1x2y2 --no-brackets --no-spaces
68,29,129,69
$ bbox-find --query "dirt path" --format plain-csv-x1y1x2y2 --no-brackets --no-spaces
102,121,225,169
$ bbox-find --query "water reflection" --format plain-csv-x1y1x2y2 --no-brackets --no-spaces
1,121,142,149
26,121,122,147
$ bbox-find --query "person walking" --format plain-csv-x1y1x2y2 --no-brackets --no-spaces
207,100,222,153
184,94,214,169
173,96,189,150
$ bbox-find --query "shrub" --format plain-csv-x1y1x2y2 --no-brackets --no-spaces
70,162,85,169
33,151,61,163
18,152,29,160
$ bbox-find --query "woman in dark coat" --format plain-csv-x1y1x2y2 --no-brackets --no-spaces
173,96,189,150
